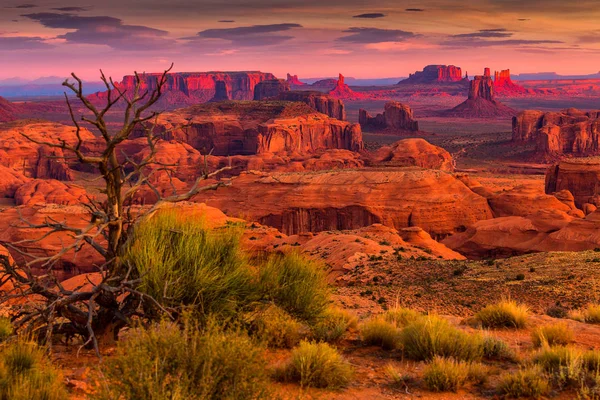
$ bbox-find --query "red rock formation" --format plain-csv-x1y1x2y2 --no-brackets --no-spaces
253,79,290,100
197,169,493,237
133,101,363,156
493,69,531,96
286,73,305,86
0,166,29,197
445,70,517,118
278,91,346,120
0,97,17,123
513,108,600,157
209,80,229,102
89,71,276,109
545,158,600,208
0,121,95,180
15,179,90,206
310,78,338,90
367,139,453,171
399,65,465,84
359,101,419,132
328,74,366,100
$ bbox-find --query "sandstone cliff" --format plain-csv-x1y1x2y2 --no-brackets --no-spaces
277,91,346,120
546,157,600,208
253,79,290,100
367,139,453,171
133,101,363,156
359,101,418,132
89,71,276,109
512,108,600,157
399,65,465,84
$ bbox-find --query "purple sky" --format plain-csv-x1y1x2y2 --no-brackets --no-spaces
1,0,600,81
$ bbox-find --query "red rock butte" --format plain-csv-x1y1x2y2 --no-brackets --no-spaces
399,65,466,84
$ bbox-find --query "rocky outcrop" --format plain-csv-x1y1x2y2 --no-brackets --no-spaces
286,73,305,86
0,97,17,123
493,69,531,96
445,70,517,118
0,166,29,197
253,79,290,100
278,91,346,120
133,101,363,156
89,71,276,109
15,179,90,206
198,169,494,237
487,185,583,218
399,65,465,84
209,81,229,102
311,78,338,90
0,121,95,180
367,139,453,171
545,158,600,208
512,108,600,157
328,74,365,100
359,101,419,132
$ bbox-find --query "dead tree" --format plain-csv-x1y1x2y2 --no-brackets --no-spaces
0,64,232,355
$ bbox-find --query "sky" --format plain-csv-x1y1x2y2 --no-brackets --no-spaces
1,0,600,81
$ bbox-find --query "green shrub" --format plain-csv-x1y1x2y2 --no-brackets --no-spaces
531,323,574,348
482,334,517,361
0,319,12,343
533,345,584,387
258,252,329,322
360,318,401,350
474,300,528,329
498,367,550,398
124,211,257,318
383,307,421,328
423,356,469,392
279,341,353,389
247,305,306,348
0,340,67,400
95,320,270,400
400,315,483,361
311,307,357,343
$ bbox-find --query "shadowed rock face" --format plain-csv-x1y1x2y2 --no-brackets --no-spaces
132,101,362,156
277,91,346,120
399,65,464,84
546,158,600,208
513,108,600,157
359,101,419,132
197,169,493,237
0,97,17,122
89,71,276,109
209,81,229,102
253,79,290,100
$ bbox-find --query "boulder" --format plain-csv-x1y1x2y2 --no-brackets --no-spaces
0,166,29,197
368,138,453,171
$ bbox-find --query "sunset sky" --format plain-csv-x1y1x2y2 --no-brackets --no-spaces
2,0,600,81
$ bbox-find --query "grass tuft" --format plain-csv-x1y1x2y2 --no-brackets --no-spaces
360,318,401,350
531,323,574,348
474,300,528,329
498,366,550,398
311,307,357,343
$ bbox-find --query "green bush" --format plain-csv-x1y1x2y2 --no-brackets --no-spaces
383,307,421,328
533,345,584,387
279,341,353,389
124,211,257,318
360,318,401,350
498,367,550,398
474,300,528,329
400,315,483,361
311,307,357,343
258,252,329,322
0,319,12,343
0,340,67,400
95,320,270,400
531,323,574,348
247,305,306,348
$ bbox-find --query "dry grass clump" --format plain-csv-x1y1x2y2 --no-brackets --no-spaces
498,366,550,398
278,341,353,389
360,318,401,350
383,307,421,328
474,300,529,329
247,305,307,348
482,334,517,361
0,319,13,343
400,315,483,362
95,320,271,400
569,304,600,324
533,345,584,387
423,356,488,392
531,323,574,348
0,340,67,400
311,307,357,343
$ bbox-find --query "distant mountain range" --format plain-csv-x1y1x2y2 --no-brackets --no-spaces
300,77,406,86
0,77,105,98
511,72,600,81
